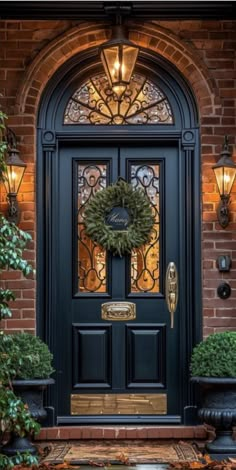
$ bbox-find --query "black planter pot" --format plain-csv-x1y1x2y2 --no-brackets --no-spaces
191,377,236,460
2,378,54,457
2,436,37,456
12,378,55,424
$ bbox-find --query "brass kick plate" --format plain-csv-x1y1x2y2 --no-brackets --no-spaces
101,302,136,321
71,393,167,415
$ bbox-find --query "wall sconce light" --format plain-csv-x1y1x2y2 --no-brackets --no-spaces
212,136,236,228
3,128,26,224
100,9,139,100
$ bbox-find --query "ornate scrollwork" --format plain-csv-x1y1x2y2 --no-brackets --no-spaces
130,164,160,293
77,163,107,293
64,73,173,126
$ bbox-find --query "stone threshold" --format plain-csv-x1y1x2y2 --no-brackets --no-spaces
35,425,207,441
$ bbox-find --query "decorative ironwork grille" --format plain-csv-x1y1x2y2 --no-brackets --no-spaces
130,164,160,293
77,163,107,293
64,73,173,125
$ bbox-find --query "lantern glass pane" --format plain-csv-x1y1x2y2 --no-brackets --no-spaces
5,164,25,194
101,46,119,85
214,166,236,196
223,167,236,195
214,167,224,195
122,45,139,83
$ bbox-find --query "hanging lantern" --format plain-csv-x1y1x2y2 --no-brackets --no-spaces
100,24,139,100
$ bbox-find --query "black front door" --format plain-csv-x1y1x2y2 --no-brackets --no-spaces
55,143,182,423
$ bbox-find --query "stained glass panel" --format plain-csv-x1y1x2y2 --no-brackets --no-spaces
130,164,160,293
77,163,107,293
64,73,173,125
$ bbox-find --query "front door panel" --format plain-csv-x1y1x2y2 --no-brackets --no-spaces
56,145,181,422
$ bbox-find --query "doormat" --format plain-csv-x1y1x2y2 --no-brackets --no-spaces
42,440,201,465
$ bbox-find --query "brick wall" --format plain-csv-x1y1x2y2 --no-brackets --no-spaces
0,19,235,337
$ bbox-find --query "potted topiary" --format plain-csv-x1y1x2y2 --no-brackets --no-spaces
1,332,55,457
8,332,54,422
190,331,236,459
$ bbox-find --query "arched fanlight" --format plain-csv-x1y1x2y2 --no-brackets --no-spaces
100,15,139,101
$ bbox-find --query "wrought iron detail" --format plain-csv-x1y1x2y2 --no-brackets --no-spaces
77,163,107,293
64,73,173,125
130,164,160,293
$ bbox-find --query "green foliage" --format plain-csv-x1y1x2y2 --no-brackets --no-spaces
190,331,236,377
0,451,38,469
0,110,40,466
0,111,33,322
4,333,54,379
0,332,20,384
0,388,40,437
84,179,155,257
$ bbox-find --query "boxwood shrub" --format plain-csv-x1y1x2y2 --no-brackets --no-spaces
9,333,54,379
190,331,236,377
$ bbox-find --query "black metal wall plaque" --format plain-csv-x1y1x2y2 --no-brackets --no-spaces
105,207,130,231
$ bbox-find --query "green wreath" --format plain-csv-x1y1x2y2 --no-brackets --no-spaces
84,179,155,257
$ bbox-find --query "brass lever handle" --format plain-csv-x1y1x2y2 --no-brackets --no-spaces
165,262,178,329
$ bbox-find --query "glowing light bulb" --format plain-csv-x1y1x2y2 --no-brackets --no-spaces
224,174,230,183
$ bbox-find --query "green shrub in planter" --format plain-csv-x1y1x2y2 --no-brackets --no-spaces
190,331,236,377
8,333,54,379
190,332,236,458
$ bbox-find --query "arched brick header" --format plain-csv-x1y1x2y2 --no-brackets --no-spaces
1,17,235,339
16,21,219,119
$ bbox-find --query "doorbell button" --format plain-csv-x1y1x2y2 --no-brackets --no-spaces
217,282,231,300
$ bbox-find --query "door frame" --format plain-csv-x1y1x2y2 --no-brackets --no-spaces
37,49,201,425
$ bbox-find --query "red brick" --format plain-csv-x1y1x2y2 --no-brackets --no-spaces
203,308,215,317
116,429,127,438
103,428,116,439
6,319,35,329
46,428,61,439
125,428,137,438
57,428,70,439
88,428,103,439
147,428,161,438
22,309,35,318
136,428,148,438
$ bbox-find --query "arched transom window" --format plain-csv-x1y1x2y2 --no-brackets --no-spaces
64,73,174,125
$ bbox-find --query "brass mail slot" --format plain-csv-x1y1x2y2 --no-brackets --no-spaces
101,302,136,321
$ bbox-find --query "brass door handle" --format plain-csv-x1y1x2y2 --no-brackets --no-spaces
165,262,178,329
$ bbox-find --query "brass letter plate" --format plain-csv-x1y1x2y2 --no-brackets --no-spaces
101,302,136,321
71,393,167,415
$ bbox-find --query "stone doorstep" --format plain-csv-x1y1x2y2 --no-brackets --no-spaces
35,425,207,441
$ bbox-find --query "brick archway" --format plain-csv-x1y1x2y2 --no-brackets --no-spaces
2,18,234,340
16,21,218,120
